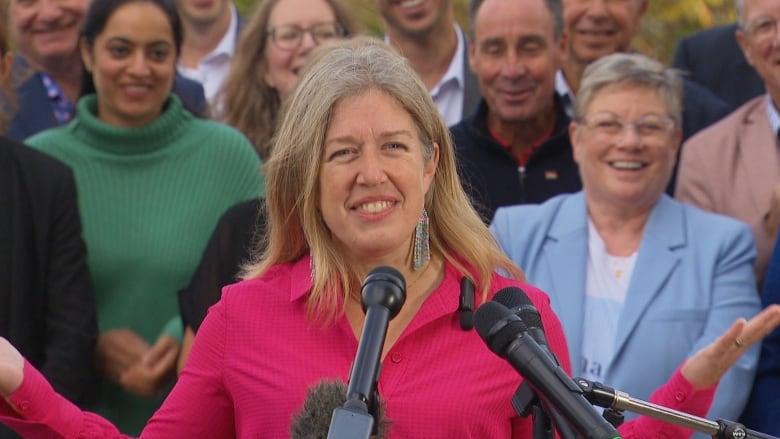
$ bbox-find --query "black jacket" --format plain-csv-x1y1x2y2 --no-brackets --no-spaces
0,137,97,437
452,97,581,224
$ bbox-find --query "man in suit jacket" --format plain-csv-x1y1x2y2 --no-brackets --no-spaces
556,0,732,194
378,0,480,127
0,137,98,438
673,23,764,109
491,193,761,428
177,0,245,104
452,0,581,224
675,0,780,285
741,232,780,435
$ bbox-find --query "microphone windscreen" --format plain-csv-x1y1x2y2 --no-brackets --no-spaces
291,380,347,439
290,380,392,439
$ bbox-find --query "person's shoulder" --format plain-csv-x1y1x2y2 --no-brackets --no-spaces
220,260,299,306
683,95,764,147
493,193,572,224
681,77,732,115
184,118,259,160
188,118,253,146
24,125,74,152
0,136,69,174
680,23,739,47
673,196,752,237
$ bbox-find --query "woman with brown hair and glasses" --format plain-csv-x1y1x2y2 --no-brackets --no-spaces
212,0,360,160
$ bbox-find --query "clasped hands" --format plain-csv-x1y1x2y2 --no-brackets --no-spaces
96,329,180,398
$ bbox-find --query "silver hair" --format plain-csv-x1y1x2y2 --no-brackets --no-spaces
573,52,683,126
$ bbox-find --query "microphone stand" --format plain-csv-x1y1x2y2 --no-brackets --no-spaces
512,381,580,439
575,377,780,439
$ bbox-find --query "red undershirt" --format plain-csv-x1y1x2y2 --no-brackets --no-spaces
489,117,555,166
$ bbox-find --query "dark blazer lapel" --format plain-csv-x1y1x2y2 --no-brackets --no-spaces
612,196,684,359
460,27,480,120
9,57,58,141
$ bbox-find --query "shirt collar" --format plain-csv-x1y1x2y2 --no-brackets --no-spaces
199,4,238,64
430,23,466,96
382,22,466,94
555,70,575,119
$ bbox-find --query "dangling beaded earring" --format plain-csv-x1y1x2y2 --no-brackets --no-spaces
413,208,430,271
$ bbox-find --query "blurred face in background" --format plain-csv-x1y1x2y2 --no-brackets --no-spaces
263,0,343,99
571,84,680,211
376,0,451,39
81,1,176,127
11,0,88,70
469,0,564,127
176,0,230,28
562,0,646,66
737,0,780,103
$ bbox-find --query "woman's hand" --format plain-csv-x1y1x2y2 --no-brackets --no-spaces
96,328,149,384
681,304,780,389
119,335,179,398
0,338,24,399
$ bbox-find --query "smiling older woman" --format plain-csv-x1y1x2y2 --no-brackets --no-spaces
491,52,763,431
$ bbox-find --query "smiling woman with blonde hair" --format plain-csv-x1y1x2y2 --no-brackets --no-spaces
0,38,777,439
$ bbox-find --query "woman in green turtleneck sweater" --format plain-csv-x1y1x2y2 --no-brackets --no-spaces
24,0,263,434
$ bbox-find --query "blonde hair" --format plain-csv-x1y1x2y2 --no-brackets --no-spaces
243,37,523,322
213,0,360,160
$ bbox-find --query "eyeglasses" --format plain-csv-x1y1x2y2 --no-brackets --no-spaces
742,16,779,45
267,23,345,51
578,112,676,142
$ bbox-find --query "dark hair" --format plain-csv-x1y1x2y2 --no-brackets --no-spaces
79,0,183,97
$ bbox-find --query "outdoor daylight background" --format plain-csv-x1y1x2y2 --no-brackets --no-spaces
233,0,738,64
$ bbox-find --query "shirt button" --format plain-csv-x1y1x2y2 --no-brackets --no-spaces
674,391,686,402
17,400,30,411
390,352,403,363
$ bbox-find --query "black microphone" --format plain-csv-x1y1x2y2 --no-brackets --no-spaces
493,286,557,363
291,380,390,439
493,287,580,438
459,277,475,330
327,266,405,439
474,301,621,439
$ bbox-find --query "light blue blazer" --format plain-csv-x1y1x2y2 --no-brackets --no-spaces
491,192,761,425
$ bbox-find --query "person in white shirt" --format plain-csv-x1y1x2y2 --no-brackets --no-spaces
177,0,242,104
377,0,480,127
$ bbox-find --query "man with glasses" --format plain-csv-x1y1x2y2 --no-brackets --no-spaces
678,5,780,432
451,0,581,224
676,0,780,288
176,0,245,105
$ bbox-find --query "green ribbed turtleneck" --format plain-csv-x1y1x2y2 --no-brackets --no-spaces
27,94,264,434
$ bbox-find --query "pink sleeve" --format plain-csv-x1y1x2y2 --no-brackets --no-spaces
140,297,236,437
617,367,716,439
0,299,235,438
0,360,128,438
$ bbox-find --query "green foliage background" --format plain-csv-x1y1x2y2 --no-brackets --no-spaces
234,0,738,64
